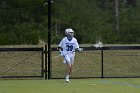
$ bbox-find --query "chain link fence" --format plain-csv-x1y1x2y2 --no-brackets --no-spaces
0,47,44,79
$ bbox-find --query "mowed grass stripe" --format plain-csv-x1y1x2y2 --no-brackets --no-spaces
0,79,140,93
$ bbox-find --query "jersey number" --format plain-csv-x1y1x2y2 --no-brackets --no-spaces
66,45,73,51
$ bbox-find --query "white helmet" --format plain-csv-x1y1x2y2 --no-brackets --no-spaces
65,28,74,35
65,28,74,38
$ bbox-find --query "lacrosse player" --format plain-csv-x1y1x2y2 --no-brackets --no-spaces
58,28,81,83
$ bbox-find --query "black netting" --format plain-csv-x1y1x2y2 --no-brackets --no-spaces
103,50,140,77
51,47,140,78
51,50,102,78
0,48,43,78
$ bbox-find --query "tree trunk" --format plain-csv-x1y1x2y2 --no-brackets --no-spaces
101,0,107,9
126,0,136,7
114,0,119,32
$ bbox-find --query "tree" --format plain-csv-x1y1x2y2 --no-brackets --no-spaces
126,0,136,7
114,0,119,32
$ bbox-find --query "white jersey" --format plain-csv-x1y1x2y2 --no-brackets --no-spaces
58,37,79,56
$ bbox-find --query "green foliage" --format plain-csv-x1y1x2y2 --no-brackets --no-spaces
52,0,140,44
0,0,140,45
0,0,48,45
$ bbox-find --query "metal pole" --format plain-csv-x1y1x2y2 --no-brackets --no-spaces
101,49,104,78
47,0,51,79
41,47,44,79
45,45,48,79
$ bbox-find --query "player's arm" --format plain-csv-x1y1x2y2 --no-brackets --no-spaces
57,47,62,51
74,38,83,52
57,47,64,56
58,38,64,51
57,38,64,56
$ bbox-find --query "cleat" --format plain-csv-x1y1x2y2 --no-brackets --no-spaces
65,80,70,83
65,79,70,83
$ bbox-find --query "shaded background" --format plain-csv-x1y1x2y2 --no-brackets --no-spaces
0,0,139,45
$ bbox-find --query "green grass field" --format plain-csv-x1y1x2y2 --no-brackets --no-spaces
0,78,140,93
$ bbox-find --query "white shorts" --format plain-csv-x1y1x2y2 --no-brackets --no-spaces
63,54,75,64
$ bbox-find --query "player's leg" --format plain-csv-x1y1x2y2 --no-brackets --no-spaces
64,55,71,82
67,63,72,75
65,55,75,83
68,55,75,76
66,62,72,82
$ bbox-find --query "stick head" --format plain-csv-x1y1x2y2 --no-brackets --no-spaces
93,42,103,48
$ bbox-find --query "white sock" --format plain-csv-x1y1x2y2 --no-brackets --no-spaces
66,75,69,79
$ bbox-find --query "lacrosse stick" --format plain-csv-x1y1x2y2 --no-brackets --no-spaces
93,42,103,48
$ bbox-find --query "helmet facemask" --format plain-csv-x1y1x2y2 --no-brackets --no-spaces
65,28,74,41
67,32,74,37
